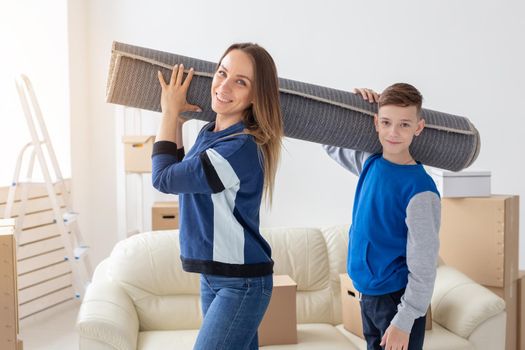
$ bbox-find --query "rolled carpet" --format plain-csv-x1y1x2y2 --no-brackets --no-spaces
107,41,480,171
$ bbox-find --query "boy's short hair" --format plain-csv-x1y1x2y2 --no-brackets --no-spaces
379,83,423,117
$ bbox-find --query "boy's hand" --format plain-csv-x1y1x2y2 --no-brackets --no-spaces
352,88,380,103
380,324,409,350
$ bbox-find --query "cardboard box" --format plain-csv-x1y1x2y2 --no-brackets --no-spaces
122,135,155,173
340,273,364,338
439,195,519,288
152,202,179,230
340,274,431,339
487,282,518,350
258,275,297,346
0,220,19,350
518,271,525,350
428,168,491,198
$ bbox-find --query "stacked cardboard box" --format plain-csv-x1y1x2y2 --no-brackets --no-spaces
340,273,432,339
0,219,23,350
0,182,74,320
258,275,297,346
122,135,155,173
151,202,179,230
439,195,519,350
518,271,525,350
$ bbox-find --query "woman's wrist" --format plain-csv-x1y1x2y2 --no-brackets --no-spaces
162,109,181,119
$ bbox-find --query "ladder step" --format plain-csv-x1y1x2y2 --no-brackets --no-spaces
75,281,92,299
63,211,79,224
74,246,89,260
11,75,92,306
13,179,37,185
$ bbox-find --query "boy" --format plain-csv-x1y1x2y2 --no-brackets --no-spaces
324,83,441,350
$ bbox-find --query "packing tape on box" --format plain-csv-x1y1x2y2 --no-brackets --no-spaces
106,41,480,171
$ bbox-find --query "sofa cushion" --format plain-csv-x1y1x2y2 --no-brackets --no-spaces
262,228,333,324
130,288,201,331
431,266,506,338
296,289,334,324
336,323,474,350
107,231,202,330
262,227,330,291
421,322,474,350
137,324,360,350
265,324,360,349
321,225,350,325
138,330,199,350
108,231,199,294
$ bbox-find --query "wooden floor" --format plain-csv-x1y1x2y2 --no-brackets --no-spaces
19,300,79,350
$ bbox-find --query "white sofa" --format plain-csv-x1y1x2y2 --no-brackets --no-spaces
77,226,506,350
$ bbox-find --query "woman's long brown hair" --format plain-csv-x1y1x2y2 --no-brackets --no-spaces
217,43,283,204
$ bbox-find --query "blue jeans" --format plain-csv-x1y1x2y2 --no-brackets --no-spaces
193,274,273,350
360,288,426,350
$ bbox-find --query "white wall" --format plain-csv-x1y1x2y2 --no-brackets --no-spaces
73,0,525,267
0,0,70,185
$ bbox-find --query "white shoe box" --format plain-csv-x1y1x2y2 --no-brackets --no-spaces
428,168,491,198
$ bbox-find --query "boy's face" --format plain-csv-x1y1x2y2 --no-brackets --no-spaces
374,104,425,160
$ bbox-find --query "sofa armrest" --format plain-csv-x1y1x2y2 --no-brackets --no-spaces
467,312,506,350
77,281,139,350
431,265,506,339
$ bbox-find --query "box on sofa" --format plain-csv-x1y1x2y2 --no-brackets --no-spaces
340,273,431,339
258,275,297,346
340,274,363,338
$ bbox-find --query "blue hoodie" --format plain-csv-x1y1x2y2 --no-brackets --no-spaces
324,146,441,333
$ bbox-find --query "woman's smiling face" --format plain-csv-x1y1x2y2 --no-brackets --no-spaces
211,49,255,120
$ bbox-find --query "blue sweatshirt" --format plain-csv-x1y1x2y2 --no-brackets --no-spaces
324,146,441,333
152,121,273,277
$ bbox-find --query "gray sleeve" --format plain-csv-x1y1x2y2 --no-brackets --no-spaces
391,191,441,333
322,145,372,176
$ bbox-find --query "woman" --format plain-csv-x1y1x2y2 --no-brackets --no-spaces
152,43,283,350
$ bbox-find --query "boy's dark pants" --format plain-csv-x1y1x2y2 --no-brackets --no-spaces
360,288,427,350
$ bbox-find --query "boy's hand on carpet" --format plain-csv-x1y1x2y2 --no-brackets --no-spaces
352,87,380,103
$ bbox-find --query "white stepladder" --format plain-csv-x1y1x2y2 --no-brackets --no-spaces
3,74,92,300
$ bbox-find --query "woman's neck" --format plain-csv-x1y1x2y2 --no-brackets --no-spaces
214,114,244,132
